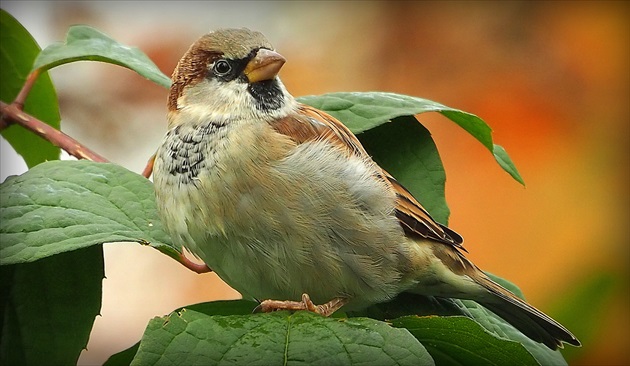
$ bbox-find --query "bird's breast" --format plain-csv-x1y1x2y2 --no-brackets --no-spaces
153,119,298,252
157,121,228,185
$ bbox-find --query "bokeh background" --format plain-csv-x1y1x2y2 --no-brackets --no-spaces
1,1,628,365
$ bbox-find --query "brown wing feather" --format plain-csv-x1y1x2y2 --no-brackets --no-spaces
270,103,463,249
386,173,464,249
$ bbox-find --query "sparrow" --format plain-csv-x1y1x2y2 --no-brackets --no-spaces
152,28,580,350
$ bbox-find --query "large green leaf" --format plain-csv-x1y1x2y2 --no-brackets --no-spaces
360,116,449,223
0,9,60,167
391,316,538,366
131,309,433,366
0,160,178,265
0,246,103,365
32,25,171,88
298,92,524,185
112,296,567,366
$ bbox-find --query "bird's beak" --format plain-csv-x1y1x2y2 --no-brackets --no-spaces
244,49,286,83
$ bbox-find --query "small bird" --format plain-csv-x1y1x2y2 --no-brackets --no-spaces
152,28,580,350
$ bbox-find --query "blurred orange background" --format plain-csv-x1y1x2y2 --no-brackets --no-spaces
1,1,628,365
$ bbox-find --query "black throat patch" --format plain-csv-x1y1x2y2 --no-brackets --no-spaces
248,79,284,111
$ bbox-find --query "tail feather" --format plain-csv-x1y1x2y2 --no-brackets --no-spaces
475,274,581,349
416,241,580,349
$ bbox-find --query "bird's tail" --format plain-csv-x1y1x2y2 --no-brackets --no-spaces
472,273,581,349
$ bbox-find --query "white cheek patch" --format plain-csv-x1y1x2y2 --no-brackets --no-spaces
178,79,249,121
177,77,299,124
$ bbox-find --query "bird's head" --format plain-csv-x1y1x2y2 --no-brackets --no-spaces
167,28,296,127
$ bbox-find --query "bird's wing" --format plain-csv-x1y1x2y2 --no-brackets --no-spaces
270,103,464,249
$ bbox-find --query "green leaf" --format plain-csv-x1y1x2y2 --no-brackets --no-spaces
105,301,259,366
0,9,60,167
103,342,140,366
32,25,171,88
0,246,103,365
486,272,525,300
492,144,525,185
459,299,567,366
122,297,566,366
390,316,539,366
298,92,524,185
353,286,566,365
131,310,433,366
0,160,178,265
185,299,261,316
359,116,449,223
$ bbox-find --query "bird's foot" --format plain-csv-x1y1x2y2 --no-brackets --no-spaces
256,293,347,317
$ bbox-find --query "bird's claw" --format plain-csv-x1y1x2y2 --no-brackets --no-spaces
255,293,347,317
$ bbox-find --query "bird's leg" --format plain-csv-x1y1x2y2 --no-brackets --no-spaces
257,293,347,317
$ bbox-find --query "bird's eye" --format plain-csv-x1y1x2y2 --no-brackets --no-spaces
213,60,232,76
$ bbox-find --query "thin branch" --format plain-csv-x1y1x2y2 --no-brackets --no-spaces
0,111,9,131
177,252,212,274
1,101,109,162
14,69,42,110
